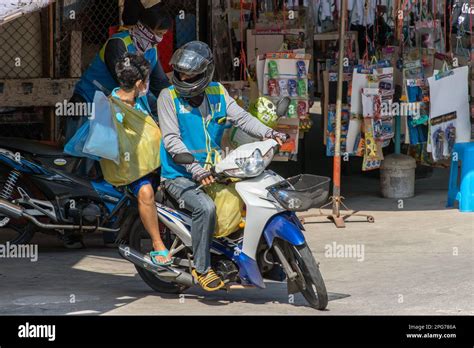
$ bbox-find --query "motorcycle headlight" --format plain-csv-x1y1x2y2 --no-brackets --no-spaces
223,148,275,178
236,149,264,177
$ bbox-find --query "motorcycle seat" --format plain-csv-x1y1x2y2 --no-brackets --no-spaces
155,186,192,215
0,137,68,157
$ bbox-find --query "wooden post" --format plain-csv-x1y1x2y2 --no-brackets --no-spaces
330,0,348,227
69,31,82,78
118,0,124,26
54,0,61,79
39,3,56,141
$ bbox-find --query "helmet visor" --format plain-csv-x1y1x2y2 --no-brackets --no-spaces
170,46,212,75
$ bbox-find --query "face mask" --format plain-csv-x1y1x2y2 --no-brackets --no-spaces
138,89,147,98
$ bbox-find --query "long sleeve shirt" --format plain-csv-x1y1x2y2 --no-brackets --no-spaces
157,86,274,179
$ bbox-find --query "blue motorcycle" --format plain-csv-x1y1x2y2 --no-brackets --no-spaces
0,137,133,245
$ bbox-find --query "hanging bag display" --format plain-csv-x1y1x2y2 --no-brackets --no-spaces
427,65,471,162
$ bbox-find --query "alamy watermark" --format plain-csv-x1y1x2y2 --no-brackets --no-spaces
18,322,55,341
0,242,38,262
381,101,420,117
325,242,365,262
55,99,95,119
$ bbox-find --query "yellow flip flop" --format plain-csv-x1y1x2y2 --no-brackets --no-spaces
192,269,225,291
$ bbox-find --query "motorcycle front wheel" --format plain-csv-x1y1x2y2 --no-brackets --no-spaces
284,242,328,310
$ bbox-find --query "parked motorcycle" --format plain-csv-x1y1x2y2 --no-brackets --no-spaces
121,139,330,310
0,137,136,245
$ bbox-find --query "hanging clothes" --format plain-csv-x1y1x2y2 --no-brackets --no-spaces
348,0,377,58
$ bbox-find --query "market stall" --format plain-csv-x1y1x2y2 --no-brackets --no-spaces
208,0,473,217
209,0,473,169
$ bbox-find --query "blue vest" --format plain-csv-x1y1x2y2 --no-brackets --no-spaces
160,82,228,180
74,30,158,103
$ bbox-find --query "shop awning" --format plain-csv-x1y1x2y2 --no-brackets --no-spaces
0,0,53,26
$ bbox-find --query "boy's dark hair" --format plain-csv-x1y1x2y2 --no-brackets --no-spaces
115,52,151,90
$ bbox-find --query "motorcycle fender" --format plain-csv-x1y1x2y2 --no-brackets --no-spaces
0,151,48,175
263,212,306,248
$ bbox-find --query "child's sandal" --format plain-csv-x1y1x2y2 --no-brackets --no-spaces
150,250,172,266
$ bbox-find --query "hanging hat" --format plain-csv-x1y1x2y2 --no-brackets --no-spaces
140,0,161,9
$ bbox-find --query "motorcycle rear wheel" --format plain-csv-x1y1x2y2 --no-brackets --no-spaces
285,242,328,310
128,218,188,294
0,221,36,245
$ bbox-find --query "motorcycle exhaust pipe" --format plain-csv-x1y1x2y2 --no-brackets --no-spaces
0,198,119,232
0,198,24,219
118,244,195,288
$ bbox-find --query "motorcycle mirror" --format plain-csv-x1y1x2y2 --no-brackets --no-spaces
173,153,195,165
276,97,291,117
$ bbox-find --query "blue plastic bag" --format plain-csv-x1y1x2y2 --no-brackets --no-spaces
83,91,120,164
64,121,100,161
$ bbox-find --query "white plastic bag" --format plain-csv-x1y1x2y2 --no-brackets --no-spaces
83,91,120,164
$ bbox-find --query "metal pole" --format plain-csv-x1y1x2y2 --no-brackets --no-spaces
395,0,403,155
332,0,347,218
395,110,401,154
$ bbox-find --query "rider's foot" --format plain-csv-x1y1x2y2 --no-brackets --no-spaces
149,249,172,266
150,242,172,265
62,234,85,249
103,231,118,248
192,268,225,292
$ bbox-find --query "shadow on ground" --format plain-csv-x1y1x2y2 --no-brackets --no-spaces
0,233,346,315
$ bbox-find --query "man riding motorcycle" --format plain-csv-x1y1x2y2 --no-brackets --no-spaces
157,41,286,291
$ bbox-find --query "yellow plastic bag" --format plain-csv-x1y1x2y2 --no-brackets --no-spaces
100,97,161,187
205,183,244,238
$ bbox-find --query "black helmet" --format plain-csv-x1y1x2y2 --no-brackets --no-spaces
170,41,215,98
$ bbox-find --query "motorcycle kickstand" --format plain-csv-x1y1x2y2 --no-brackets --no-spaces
186,253,197,286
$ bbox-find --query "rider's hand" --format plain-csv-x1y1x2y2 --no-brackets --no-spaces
266,130,288,146
200,175,215,186
193,169,215,186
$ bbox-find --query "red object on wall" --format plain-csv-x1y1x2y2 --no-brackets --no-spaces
108,25,120,37
157,22,175,73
